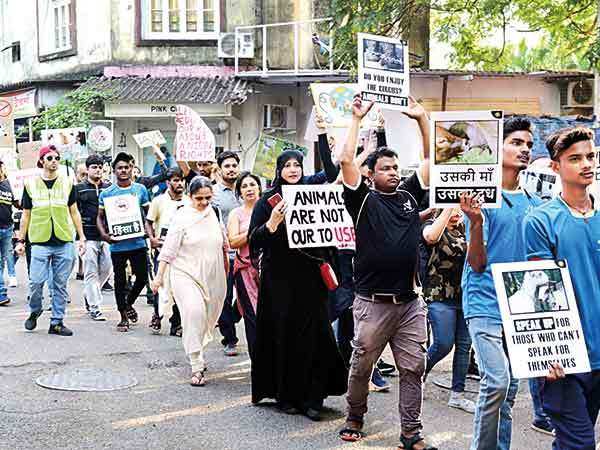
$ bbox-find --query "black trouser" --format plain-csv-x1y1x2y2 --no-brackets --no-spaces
233,270,256,359
111,248,148,313
217,255,238,346
151,249,181,330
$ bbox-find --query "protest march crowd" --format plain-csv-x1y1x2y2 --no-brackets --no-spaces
2,76,600,450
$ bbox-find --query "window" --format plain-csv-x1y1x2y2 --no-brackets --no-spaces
141,0,218,40
37,0,76,60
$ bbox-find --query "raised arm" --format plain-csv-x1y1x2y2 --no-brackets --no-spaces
402,96,430,187
460,193,486,273
340,96,374,187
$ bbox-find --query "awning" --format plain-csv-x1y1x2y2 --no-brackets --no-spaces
78,76,250,105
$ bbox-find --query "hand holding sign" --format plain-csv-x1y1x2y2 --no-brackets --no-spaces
175,105,215,162
459,192,484,224
403,96,427,121
351,95,375,121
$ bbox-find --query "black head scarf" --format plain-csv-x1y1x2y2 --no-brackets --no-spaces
269,149,305,192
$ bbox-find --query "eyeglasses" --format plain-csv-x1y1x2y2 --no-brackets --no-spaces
45,155,60,162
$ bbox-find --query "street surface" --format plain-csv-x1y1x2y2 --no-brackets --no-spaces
0,259,591,450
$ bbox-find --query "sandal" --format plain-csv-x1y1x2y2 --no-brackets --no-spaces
117,320,130,332
126,307,138,324
190,371,205,387
398,433,437,450
339,419,365,442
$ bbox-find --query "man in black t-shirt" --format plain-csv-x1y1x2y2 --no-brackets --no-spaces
338,96,436,450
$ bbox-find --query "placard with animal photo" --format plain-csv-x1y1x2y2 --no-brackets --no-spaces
357,33,409,110
310,83,380,128
491,260,590,379
429,110,504,208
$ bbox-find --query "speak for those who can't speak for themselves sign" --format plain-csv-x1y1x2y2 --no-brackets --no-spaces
492,259,590,379
282,185,355,251
174,105,215,162
357,33,410,110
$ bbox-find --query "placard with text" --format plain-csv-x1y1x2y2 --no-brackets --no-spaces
103,194,145,241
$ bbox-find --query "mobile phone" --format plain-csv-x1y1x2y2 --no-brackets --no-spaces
267,193,283,208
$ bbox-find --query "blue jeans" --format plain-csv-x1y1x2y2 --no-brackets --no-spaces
529,377,551,424
467,317,519,450
426,300,471,392
29,243,75,325
543,371,600,450
0,226,15,277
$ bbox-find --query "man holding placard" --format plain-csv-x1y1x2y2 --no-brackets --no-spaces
525,127,600,450
460,117,545,450
16,145,86,337
338,95,435,450
97,152,150,332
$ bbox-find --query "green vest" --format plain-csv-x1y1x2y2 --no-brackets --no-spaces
25,175,74,243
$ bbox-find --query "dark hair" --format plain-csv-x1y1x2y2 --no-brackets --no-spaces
188,176,213,195
85,154,104,168
503,116,534,141
112,152,133,168
235,171,262,198
366,147,398,171
216,150,240,167
166,167,184,180
547,126,594,161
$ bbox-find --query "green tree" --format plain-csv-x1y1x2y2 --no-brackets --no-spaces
25,85,112,139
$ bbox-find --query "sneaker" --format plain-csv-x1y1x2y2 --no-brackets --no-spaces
90,310,106,322
531,420,555,436
369,368,391,392
377,358,396,376
448,391,476,414
24,310,43,330
223,343,238,357
101,282,113,291
48,323,73,336
150,313,161,335
0,297,10,306
8,276,17,287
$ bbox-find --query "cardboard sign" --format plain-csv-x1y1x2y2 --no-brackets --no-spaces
429,110,504,208
492,260,590,378
0,89,37,119
174,105,215,162
132,130,166,149
253,134,308,180
103,194,145,241
310,83,381,128
282,185,355,250
16,141,43,169
41,128,87,164
88,120,114,153
357,33,410,110
0,99,14,148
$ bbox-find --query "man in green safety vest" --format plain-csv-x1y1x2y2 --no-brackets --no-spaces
16,145,86,336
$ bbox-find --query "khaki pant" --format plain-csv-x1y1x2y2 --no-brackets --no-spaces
346,296,428,437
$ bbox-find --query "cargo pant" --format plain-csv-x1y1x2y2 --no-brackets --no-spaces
346,295,428,438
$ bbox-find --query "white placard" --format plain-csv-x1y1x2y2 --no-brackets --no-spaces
132,130,166,149
103,194,145,241
175,105,215,162
282,184,355,250
429,110,504,208
492,260,590,379
357,33,409,110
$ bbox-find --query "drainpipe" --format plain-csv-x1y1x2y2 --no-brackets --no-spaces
441,76,448,111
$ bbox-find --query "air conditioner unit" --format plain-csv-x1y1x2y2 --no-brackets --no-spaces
566,80,594,107
263,104,296,129
218,32,254,59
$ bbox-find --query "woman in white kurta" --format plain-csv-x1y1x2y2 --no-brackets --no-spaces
151,176,228,386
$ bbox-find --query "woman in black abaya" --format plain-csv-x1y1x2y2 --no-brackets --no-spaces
248,150,348,421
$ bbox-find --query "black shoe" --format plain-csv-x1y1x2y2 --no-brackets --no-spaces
25,310,42,330
48,323,73,336
377,359,397,376
279,403,299,415
305,408,321,421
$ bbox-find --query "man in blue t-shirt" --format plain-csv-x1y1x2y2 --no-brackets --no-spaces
460,117,544,450
524,127,600,450
97,152,150,332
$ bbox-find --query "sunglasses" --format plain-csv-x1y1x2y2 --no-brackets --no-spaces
44,155,60,162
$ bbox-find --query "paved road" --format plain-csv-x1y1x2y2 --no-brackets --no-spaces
0,259,588,450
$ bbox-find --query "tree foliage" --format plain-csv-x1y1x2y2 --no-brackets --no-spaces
26,86,112,138
329,0,599,71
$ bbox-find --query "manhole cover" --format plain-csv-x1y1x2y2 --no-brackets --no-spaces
430,373,480,394
36,368,138,392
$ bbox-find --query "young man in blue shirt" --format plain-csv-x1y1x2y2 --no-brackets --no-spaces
524,127,600,450
97,152,150,332
460,117,544,450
